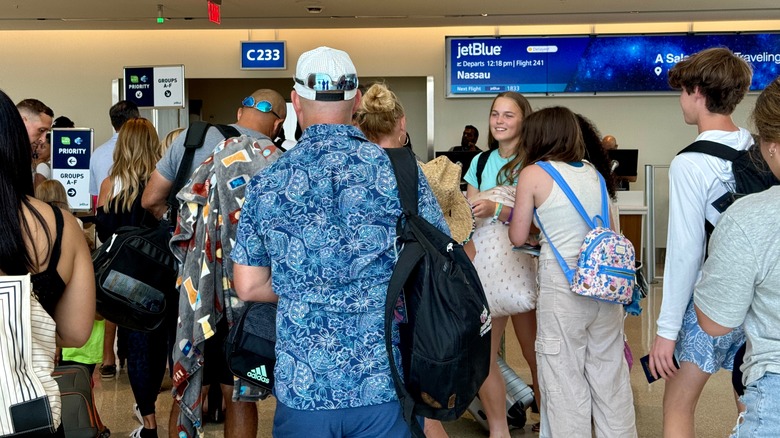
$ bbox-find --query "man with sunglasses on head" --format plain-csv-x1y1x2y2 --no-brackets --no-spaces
142,88,286,219
141,88,285,438
232,47,448,437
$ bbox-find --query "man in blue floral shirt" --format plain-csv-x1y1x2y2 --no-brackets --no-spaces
232,46,448,437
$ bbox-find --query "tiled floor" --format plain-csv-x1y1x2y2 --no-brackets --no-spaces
92,282,740,437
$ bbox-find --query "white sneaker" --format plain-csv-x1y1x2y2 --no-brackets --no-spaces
133,404,143,424
129,426,143,438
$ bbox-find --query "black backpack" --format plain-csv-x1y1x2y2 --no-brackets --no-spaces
384,148,492,437
92,221,177,331
678,140,779,215
92,121,240,331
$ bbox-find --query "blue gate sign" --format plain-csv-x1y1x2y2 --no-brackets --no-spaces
241,41,286,70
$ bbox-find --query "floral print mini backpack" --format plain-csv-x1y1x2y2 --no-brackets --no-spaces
534,161,636,304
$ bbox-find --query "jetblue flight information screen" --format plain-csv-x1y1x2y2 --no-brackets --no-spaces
447,33,780,96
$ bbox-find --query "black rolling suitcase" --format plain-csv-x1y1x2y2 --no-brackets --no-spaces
52,364,110,438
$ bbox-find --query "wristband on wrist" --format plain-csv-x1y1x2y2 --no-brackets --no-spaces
506,207,514,223
492,202,504,223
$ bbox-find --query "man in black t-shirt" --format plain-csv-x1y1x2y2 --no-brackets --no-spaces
450,124,480,151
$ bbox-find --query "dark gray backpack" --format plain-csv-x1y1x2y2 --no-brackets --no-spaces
384,148,492,437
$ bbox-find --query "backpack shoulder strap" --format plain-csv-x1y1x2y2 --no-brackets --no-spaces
169,123,243,214
536,161,600,228
182,121,212,149
386,148,419,215
169,121,213,209
678,140,741,162
384,147,427,438
534,161,610,283
475,150,491,189
384,240,426,438
214,124,241,139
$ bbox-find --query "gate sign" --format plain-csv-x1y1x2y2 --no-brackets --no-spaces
123,65,185,108
241,41,286,69
51,128,93,211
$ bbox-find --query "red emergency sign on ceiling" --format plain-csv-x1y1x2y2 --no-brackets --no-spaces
208,0,221,24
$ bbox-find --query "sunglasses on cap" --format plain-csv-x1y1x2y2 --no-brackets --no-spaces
295,73,358,101
241,97,281,119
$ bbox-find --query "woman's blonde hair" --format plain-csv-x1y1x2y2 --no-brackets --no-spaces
354,83,405,143
34,179,70,211
107,118,160,213
160,127,185,156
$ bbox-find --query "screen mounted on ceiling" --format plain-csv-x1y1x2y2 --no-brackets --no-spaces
446,33,780,97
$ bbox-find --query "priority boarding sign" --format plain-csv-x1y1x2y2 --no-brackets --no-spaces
51,128,93,212
123,65,185,108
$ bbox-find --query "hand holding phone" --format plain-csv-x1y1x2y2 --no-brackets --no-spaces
513,244,541,257
640,354,680,384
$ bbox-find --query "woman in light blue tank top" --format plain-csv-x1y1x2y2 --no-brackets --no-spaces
465,92,541,435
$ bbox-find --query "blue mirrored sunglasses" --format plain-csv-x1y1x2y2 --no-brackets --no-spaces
295,73,358,92
241,97,281,119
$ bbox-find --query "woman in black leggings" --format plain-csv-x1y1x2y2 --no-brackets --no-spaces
95,118,170,438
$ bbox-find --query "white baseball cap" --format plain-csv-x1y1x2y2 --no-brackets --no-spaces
294,46,359,101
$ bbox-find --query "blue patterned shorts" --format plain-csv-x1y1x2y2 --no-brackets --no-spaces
675,299,745,374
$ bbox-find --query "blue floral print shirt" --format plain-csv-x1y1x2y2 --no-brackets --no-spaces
232,123,448,410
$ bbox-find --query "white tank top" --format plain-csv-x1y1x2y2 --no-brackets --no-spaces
534,161,605,262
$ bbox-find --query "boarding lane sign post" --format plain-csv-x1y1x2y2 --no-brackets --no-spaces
123,65,185,108
50,128,93,212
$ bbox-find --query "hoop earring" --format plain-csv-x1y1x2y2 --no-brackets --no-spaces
399,134,409,146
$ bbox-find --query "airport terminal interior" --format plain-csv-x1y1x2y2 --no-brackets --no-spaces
4,1,779,437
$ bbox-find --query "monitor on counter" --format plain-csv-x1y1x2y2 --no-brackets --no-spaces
607,149,639,178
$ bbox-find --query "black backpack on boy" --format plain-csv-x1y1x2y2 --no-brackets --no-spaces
384,148,492,437
678,140,779,217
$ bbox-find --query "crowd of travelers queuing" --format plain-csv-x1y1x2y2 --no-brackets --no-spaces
2,43,779,438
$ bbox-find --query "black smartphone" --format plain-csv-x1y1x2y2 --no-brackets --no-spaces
512,244,541,257
640,354,680,384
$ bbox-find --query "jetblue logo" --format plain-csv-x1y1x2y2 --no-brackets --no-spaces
247,365,270,384
456,42,503,59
